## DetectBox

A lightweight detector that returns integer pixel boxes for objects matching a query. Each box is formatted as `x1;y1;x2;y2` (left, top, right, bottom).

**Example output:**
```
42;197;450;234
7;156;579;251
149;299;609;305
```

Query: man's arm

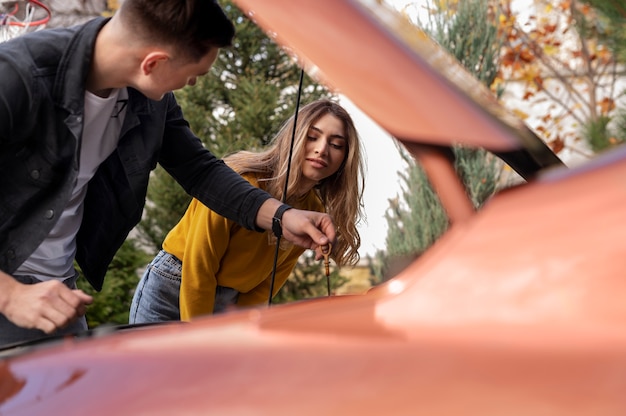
255;199;336;250
0;270;93;334
158;96;336;248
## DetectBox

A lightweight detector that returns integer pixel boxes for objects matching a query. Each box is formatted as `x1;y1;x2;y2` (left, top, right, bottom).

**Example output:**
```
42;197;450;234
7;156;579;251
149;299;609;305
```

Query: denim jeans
129;250;239;324
0;273;88;349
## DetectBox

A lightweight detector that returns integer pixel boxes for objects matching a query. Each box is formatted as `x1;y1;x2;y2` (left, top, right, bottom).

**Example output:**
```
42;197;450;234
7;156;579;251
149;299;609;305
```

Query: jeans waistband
13;270;79;290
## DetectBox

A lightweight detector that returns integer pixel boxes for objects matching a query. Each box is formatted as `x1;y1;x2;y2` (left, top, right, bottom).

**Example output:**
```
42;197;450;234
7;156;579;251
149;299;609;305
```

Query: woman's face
301;113;347;191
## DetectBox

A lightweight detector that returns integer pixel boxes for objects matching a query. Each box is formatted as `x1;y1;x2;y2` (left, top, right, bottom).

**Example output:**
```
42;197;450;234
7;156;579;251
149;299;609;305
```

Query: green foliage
384;150;448;259
77;240;153;328
381;146;500;261
583;111;626;153
572;0;626;153
424;0;503;90
576;0;626;150
579;0;626;63
136;169;191;250
376;0;503;281
453;147;501;208
273;251;349;304
609;109;626;147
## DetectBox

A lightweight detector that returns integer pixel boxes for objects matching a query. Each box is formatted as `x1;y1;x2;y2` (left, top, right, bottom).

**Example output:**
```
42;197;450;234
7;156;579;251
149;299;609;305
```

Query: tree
422;0;503;87
374;0;504;282
496;0;626;155
579;0;626;62
76;240;152;327
578;0;626;149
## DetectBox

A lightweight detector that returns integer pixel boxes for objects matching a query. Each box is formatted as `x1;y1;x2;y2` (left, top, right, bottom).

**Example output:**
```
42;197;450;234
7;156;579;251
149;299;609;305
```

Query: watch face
272;217;283;238
272;204;293;238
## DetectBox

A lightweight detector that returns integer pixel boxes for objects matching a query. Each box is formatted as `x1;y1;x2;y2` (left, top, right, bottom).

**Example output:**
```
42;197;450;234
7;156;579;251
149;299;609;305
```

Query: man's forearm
255;198;283;232
257;200;334;251
0;270;18;315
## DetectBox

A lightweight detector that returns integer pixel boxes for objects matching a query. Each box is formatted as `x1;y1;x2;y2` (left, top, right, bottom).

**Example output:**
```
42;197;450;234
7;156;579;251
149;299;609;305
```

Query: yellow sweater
163;173;324;320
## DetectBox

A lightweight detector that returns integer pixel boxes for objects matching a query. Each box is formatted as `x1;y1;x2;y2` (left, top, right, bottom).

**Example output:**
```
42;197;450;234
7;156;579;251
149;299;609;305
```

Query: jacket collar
53;17;109;115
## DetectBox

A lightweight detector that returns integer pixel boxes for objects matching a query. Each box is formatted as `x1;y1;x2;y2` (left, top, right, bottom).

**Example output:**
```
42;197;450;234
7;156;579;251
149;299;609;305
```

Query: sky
344;0;419;258
340;97;405;258
340;97;405;259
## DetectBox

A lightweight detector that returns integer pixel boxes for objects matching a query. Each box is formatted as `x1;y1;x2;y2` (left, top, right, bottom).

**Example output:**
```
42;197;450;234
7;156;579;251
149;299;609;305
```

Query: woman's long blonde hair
224;99;365;266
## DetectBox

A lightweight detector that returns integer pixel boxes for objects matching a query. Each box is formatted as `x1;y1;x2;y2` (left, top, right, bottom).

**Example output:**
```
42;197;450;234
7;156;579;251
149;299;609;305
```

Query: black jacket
0;18;269;290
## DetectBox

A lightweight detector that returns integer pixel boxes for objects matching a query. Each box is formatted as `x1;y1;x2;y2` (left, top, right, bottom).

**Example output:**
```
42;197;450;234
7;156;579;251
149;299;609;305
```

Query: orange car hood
2;1;626;415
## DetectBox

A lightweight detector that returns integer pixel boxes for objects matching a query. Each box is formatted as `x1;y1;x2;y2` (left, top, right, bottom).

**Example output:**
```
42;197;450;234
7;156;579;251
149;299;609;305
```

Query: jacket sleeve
179;199;233;320
158;95;271;232
0;40;33;145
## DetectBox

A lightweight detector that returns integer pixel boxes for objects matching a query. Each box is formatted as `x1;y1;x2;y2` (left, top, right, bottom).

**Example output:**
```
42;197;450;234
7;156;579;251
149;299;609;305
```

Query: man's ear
141;51;170;75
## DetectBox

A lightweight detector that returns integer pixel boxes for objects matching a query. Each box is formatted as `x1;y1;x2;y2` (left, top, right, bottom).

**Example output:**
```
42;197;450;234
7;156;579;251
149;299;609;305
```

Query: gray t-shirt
16;88;128;281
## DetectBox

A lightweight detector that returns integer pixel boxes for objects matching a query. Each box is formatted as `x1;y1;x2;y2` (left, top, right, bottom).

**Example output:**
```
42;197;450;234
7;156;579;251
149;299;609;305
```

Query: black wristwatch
272;204;293;238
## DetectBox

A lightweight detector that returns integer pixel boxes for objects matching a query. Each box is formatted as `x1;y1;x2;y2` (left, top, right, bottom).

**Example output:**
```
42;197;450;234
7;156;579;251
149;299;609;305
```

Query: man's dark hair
120;0;235;61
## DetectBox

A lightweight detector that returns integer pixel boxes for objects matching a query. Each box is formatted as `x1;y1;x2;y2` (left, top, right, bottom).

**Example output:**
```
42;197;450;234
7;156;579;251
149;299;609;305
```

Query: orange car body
2;1;626;415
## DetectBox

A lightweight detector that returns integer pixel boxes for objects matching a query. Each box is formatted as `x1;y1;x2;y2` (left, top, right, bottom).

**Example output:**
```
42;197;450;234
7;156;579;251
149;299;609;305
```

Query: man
0;0;335;347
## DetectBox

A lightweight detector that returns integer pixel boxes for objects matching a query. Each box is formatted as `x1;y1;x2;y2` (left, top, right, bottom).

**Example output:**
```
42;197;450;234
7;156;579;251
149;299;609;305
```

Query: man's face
143;47;219;100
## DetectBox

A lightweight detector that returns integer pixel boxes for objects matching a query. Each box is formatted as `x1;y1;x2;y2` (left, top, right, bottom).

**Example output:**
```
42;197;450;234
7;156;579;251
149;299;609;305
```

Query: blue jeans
0;273;88;349
129;250;239;324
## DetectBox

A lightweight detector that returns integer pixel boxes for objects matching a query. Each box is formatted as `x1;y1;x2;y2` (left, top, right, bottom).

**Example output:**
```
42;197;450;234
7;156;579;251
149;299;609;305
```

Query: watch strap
272;204;293;238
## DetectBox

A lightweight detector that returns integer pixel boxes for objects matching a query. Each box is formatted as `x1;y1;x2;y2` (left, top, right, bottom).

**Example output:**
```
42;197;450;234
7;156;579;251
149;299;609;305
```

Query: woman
129;99;365;322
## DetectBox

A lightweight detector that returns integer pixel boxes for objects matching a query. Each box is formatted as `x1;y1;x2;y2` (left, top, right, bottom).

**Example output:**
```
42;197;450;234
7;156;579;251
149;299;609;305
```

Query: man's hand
2;279;93;334
281;208;336;250
256;199;336;250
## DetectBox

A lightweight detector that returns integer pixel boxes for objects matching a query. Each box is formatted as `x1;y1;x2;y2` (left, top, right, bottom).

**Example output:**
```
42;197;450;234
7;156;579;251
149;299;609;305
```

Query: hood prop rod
268;68;305;306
